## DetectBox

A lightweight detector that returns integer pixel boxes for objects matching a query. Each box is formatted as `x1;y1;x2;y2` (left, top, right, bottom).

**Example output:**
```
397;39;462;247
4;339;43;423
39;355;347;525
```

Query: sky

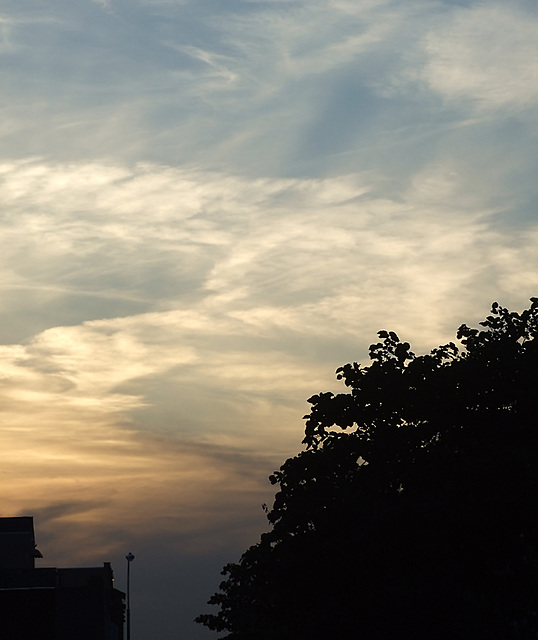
0;0;537;637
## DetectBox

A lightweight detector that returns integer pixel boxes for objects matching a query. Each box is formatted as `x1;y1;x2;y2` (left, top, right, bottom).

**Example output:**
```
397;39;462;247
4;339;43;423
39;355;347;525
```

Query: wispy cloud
419;4;538;112
91;0;113;11
1;158;529;346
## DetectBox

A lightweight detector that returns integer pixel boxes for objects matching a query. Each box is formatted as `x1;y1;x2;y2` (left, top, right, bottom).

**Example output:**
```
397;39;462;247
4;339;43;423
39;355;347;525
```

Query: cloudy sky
1;0;537;637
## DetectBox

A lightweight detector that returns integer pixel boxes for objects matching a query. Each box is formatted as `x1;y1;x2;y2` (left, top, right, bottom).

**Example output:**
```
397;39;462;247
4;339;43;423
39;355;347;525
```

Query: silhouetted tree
197;300;538;639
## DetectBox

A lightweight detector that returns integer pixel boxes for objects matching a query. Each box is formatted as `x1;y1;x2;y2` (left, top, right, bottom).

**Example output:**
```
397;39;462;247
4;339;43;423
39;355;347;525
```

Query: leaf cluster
197;299;538;639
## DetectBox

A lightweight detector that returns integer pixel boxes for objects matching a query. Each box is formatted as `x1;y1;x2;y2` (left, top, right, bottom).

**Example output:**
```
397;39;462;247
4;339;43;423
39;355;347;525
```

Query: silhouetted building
0;516;124;640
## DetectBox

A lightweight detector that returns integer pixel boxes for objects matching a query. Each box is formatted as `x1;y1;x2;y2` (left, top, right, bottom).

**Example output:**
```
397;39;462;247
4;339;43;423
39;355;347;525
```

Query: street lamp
126;552;135;640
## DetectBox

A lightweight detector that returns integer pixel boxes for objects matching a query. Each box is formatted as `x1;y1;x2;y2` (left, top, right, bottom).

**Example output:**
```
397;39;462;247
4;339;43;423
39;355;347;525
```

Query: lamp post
126;552;135;640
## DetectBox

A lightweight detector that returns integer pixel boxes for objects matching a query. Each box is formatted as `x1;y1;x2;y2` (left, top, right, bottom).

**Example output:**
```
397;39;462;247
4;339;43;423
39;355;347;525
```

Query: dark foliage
196;300;538;639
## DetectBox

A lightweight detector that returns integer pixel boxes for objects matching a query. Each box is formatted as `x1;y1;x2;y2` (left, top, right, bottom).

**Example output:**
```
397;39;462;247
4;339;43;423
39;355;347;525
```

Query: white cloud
420;4;538;111
0;16;12;52
210;0;401;86
0;158;533;344
92;0;112;10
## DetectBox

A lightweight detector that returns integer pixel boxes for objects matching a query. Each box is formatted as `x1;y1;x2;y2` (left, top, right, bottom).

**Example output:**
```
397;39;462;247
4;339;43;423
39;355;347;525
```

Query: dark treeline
197;300;538;639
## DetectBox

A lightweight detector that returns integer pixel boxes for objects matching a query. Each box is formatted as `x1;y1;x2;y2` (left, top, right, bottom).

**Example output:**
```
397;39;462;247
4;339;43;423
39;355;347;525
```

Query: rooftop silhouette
0;516;124;640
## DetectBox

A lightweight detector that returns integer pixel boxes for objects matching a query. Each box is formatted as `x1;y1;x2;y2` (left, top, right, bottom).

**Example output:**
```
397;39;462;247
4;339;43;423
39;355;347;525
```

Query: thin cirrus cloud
1;157;532;348
1;0;538;638
420;4;538;111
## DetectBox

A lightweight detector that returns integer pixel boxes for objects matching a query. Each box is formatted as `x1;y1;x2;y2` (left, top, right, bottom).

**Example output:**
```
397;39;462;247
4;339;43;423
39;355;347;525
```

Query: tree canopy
196;300;538;639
